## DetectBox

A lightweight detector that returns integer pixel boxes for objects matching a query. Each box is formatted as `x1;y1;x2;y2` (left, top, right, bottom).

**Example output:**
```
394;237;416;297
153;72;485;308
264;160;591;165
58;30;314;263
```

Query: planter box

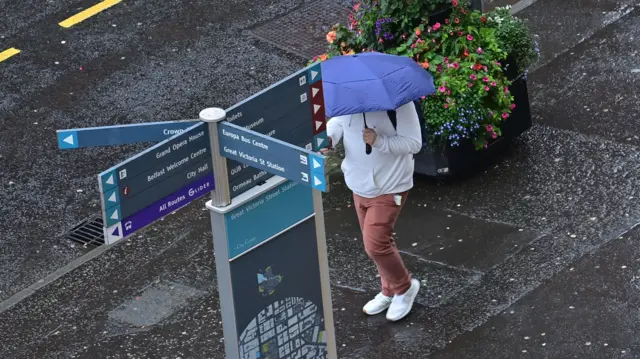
414;75;532;177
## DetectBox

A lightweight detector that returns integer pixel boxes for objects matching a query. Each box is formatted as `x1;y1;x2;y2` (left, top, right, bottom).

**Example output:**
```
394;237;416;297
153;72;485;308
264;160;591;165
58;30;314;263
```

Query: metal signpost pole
203;105;337;359
199;108;231;207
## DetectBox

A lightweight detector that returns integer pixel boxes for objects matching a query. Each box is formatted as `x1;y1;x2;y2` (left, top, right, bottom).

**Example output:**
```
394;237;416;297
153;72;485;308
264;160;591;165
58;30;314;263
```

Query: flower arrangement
311;0;540;150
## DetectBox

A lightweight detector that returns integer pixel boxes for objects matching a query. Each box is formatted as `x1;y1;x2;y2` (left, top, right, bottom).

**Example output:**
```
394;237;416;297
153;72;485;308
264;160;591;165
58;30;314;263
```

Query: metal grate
65;213;105;248
246;0;351;60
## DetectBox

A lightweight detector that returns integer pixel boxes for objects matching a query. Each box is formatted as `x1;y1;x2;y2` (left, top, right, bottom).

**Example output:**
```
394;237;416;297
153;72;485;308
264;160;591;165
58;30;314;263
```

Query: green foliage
311;1;538;150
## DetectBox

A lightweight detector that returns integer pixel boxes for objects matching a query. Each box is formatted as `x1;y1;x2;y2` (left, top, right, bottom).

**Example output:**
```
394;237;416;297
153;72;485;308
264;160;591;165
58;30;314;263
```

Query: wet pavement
1;0;640;357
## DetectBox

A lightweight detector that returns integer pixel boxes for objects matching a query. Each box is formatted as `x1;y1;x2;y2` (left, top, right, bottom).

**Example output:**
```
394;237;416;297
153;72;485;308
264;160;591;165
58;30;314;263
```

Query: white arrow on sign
105;174;114;185
311;70;319;81
63;135;75;145
312;158;321;169
314;104;322;114
315;121;323;131
314;176;323;186
108;192;117;203
110;209;119;220
316;137;325;148
312;87;320;97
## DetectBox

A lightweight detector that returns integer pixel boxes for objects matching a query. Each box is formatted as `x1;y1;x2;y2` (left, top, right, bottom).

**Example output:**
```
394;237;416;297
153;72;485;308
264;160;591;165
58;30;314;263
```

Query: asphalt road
0;0;307;302
1;0;640;358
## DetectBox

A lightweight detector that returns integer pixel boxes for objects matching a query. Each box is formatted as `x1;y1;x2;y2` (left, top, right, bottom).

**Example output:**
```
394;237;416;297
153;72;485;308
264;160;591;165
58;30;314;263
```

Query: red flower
457;31;463;36
452;0;458;6
445;19;449;24
480;16;487;22
416;28;422;36
455;18;460;24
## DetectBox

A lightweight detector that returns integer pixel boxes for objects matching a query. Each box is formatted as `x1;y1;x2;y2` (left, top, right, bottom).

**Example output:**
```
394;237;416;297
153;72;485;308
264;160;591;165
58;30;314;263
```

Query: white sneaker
362;293;393;315
386;279;421;322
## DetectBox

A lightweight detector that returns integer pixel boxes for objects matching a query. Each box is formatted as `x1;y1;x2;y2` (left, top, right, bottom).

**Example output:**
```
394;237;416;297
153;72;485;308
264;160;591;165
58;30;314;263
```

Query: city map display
230;217;327;358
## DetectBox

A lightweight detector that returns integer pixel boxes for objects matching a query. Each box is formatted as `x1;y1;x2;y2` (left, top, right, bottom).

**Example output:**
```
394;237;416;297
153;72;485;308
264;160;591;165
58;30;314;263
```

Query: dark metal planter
414;74;532;177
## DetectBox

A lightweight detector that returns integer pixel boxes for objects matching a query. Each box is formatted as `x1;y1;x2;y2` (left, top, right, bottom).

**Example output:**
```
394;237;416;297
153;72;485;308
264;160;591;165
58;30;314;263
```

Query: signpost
200;103;337;359
98;122;215;244
224;63;328;198
57;120;198;149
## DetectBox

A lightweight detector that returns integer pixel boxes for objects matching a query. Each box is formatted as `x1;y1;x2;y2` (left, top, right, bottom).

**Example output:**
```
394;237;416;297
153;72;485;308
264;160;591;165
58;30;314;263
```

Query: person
320;101;422;322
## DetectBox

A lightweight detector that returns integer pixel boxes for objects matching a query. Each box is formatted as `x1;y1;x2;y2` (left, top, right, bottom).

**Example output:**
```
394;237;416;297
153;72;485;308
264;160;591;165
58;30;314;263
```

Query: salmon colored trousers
353;192;412;297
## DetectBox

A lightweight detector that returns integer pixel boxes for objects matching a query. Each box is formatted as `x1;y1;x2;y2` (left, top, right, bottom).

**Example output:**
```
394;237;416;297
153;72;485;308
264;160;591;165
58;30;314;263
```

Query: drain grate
247;0;351;60
65;213;105;248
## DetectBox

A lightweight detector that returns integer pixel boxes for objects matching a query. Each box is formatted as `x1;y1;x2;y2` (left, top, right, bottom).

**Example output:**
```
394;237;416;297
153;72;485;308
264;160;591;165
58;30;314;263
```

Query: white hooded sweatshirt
326;102;422;198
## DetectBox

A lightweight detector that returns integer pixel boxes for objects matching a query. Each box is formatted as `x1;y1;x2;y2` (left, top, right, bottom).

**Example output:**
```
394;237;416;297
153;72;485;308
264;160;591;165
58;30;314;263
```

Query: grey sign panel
225;69;310;128
227;116;314;186
116;138;211;200
119;158;212;218
218;122;326;193
230;217;328;358
99;123;210;194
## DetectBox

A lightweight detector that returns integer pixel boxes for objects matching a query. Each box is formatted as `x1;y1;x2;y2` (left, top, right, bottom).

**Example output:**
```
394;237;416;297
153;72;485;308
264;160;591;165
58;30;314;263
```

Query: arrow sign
56;120;199;150
218;122;326;192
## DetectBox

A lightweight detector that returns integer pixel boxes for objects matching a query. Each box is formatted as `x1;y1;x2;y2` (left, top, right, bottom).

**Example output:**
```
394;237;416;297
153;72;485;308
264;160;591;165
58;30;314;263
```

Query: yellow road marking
59;0;122;28
0;48;21;63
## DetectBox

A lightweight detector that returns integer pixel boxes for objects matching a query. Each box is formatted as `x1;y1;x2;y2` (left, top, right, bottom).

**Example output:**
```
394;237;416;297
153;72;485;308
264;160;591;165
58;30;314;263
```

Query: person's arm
371;102;422;155
326;116;345;148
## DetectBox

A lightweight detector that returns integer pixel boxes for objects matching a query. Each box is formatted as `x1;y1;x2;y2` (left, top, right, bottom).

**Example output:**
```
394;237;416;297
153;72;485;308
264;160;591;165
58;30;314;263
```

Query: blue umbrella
320;52;436;118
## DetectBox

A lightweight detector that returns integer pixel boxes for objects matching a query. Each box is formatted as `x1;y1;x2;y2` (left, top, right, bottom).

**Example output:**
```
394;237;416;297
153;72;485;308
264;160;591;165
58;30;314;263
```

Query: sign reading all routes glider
218;122;327;193
98;122;214;244
224;63;328;198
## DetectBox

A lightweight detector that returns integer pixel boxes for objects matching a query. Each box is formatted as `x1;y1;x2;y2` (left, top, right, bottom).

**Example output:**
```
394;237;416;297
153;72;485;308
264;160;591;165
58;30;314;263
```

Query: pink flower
484;141;489;148
502;113;510;119
484;86;490;91
470;74;477;80
466;34;474;41
496;61;502;66
433;22;441;31
504;87;509;93
491;81;497;87
444;57;449;63
486;125;493;132
444;104;449;109
468;83;474;87
482;76;489;82
452;0;458;6
510;103;517;110
353;2;360;11
411;43;416;49
446;97;451;103
491;132;498;139
438;86;446;93
489;111;494;117
455;18;460;24
476;47;483;54
421;96;426;99
483;66;488;71
452;62;460;69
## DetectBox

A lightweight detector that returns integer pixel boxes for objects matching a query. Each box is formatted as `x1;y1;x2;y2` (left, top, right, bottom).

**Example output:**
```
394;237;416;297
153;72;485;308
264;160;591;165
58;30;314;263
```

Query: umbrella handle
363;113;372;155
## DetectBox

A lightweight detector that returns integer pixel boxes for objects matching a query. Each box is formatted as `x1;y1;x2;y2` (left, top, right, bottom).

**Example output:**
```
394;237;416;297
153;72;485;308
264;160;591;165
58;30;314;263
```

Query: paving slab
528;8;640;146
429;226;640;359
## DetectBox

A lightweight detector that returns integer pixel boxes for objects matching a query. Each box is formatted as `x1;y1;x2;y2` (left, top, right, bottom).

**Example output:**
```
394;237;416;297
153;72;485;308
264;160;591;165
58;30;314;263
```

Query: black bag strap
387;110;397;130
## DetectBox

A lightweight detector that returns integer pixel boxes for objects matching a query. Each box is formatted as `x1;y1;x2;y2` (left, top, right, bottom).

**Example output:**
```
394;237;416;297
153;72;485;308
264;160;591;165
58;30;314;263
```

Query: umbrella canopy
320;52;436;118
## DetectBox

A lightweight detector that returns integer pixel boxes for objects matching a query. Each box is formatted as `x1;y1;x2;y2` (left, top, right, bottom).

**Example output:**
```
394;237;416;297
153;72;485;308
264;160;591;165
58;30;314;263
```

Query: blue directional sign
98;122;214;230
218;122;327;192
222;63;328;197
57;120;199;149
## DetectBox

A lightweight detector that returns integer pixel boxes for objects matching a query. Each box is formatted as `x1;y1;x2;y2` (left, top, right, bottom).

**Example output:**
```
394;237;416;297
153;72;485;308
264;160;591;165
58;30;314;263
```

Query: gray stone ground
0;0;639;357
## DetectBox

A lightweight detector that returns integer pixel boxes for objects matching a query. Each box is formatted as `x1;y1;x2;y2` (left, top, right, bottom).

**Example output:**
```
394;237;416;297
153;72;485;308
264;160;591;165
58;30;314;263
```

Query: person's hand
363;128;377;146
319;137;333;155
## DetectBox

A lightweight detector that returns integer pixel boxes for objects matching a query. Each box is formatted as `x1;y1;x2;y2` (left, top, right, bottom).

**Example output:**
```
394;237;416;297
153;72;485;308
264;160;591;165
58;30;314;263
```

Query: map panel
230;217;326;359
